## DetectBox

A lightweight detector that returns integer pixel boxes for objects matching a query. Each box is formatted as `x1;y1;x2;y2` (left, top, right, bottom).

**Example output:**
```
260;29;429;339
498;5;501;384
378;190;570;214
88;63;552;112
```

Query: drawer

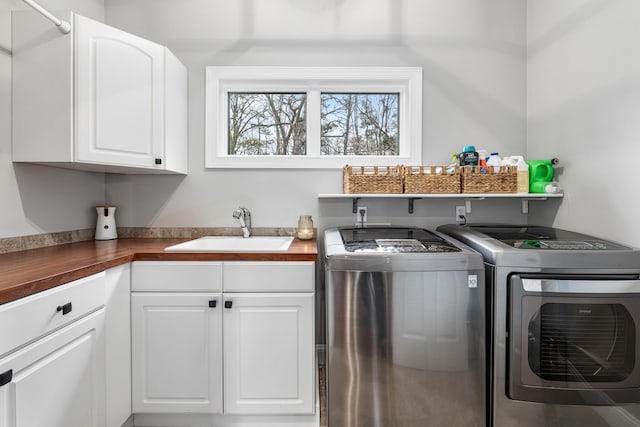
132;261;223;292
0;272;106;357
224;261;314;292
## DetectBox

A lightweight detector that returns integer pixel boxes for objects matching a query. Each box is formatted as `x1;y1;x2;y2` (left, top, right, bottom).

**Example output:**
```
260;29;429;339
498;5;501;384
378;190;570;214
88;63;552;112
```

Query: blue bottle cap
462;145;476;152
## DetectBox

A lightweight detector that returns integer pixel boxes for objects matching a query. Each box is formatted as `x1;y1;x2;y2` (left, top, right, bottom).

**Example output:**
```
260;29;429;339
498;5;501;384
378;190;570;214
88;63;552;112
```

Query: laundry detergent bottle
458;146;479;166
527;158;558;193
505;156;529;193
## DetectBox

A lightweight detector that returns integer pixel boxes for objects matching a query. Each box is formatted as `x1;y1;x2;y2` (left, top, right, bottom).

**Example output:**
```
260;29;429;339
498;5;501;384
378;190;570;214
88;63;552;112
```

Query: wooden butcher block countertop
0;238;318;305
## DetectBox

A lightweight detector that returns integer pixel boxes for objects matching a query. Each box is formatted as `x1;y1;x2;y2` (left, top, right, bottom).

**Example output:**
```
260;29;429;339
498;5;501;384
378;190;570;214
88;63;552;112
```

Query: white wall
104;0;530;232
0;0;106;238
527;0;640;247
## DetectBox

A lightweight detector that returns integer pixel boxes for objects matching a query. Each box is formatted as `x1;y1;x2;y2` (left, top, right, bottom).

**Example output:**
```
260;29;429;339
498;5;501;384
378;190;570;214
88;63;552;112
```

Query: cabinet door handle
208;299;217;308
224;301;233;309
0;369;12;387
155;158;162;165
56;302;72;315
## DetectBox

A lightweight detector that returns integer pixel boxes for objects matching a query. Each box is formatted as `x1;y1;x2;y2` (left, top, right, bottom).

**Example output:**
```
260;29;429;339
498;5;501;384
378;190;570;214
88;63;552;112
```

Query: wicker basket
461;165;517;193
404;166;461;194
342;165;403;194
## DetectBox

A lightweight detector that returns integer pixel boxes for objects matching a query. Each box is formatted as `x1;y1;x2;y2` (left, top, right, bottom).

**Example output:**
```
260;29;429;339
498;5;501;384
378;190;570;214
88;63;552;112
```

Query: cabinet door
223;293;314;414
75;14;164;169
131;293;222;413
0;310;106;427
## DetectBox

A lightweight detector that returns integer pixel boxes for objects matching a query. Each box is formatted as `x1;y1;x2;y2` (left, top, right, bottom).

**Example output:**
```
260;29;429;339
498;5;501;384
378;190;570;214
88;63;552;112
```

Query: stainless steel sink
164;236;294;252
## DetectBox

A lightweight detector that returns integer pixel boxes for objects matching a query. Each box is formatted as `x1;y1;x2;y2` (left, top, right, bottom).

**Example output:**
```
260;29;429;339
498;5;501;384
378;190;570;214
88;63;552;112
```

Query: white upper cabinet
74;16;164;169
12;11;188;174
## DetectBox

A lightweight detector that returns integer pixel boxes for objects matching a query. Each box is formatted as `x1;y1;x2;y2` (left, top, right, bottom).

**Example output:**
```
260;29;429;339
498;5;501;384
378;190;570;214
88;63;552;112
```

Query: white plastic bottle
477;149;489;163
487;152;502;172
505;155;529;193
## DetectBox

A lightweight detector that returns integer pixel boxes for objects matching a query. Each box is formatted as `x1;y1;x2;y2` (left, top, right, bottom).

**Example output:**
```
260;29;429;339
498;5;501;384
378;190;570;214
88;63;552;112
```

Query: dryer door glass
507;274;640;405
528;302;635;383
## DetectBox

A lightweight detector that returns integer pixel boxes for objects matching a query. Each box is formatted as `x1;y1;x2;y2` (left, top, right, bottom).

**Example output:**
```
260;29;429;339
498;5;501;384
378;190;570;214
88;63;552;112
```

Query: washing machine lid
436;224;640;269
324;226;484;272
338;226;461;253
468;225;629;250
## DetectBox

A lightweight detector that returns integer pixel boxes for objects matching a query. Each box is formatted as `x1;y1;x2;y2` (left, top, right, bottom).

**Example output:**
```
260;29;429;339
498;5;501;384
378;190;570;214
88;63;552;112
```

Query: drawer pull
56;302;72;315
0;369;12;387
208;299;217;308
224;301;233;309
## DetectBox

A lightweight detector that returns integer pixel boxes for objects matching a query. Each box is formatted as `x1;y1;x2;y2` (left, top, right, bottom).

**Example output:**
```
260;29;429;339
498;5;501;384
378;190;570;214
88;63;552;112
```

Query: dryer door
508;274;640;405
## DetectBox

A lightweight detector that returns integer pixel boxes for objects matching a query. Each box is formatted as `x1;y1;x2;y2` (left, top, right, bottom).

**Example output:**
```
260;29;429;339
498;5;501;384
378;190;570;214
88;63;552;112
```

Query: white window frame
205;66;423;169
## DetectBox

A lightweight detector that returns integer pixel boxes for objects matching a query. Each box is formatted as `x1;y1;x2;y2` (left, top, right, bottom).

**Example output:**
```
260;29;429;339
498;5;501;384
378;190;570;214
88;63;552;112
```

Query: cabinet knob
0;369;12;387
56;302;72;315
155;158;162;165
224;301;233;309
208;299;217;308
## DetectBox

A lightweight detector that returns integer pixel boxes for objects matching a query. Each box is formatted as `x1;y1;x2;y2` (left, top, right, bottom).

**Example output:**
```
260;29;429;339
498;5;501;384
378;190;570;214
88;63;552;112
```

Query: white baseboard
133;412;319;427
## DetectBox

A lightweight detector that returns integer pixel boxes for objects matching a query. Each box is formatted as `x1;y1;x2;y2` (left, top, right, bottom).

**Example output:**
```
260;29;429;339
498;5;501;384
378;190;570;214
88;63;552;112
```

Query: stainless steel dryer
437;224;640;427
324;226;486;427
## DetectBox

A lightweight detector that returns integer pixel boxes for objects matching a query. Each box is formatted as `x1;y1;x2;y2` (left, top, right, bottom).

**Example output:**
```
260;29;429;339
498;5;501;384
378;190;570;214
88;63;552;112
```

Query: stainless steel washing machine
324;226;486;427
437;224;640;427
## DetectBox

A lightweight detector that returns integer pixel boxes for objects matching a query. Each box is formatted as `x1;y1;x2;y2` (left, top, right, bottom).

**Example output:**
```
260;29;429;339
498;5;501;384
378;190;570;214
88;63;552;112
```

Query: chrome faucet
232;207;252;238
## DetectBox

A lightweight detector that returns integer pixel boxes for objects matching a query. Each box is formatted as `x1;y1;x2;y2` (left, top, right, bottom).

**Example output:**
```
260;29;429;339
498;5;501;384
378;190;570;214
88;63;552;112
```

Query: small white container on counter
95;205;117;240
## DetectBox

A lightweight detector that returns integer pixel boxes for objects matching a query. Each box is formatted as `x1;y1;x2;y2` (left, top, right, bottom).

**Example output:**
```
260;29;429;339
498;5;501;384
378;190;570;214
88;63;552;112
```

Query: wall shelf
317;193;564;214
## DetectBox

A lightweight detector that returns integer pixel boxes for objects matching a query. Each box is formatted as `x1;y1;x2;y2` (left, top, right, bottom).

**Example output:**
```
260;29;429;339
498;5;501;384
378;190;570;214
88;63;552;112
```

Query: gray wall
527;0;640;247
16;1;637;243
104;0;529;233
0;0;105;238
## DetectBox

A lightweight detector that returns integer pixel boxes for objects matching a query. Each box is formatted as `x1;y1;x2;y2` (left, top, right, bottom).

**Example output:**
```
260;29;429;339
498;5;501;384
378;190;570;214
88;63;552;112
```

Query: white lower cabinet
0;309;106;427
131;260;316;425
0;266;133;427
223;293;314;414
131;292;223;413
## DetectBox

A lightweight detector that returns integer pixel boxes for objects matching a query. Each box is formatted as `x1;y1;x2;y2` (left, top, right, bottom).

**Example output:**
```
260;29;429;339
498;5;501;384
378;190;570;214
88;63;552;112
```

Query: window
321;93;399;156
205;67;422;168
228;93;307;155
